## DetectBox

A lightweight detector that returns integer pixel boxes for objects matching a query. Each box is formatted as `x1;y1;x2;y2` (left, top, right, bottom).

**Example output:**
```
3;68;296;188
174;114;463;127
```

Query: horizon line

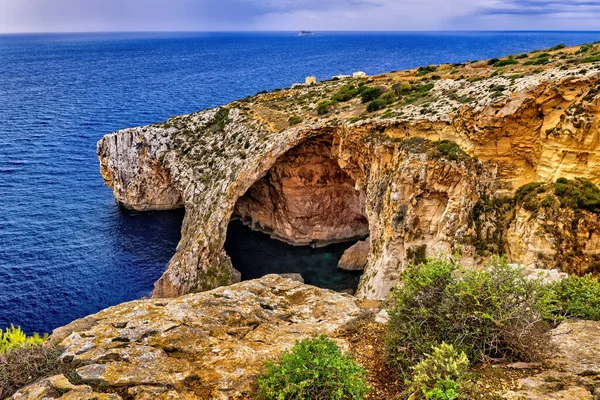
2;29;600;35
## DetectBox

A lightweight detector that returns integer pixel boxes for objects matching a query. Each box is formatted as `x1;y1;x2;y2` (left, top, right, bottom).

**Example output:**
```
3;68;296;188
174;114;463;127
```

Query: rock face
504;320;600;400
507;203;600;275
338;239;370;271
14;275;362;400
234;136;368;247
97;44;600;300
97;129;183;211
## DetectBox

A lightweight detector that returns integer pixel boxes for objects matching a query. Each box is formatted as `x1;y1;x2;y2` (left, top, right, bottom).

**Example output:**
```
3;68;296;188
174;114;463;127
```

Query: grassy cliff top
209;42;600;130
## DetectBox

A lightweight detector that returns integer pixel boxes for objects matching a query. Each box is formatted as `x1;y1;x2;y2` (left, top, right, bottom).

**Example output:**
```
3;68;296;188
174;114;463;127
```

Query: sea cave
226;135;369;292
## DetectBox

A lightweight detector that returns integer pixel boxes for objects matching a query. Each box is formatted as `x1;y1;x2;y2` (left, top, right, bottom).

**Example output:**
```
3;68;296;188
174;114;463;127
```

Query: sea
2;31;600;334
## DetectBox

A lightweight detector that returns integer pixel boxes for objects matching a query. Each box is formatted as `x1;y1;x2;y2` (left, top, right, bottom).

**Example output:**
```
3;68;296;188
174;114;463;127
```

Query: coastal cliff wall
97;44;600;299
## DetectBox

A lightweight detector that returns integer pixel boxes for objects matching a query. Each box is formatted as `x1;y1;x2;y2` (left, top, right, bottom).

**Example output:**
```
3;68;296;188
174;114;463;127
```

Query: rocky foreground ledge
12;276;600;399
13;276;364;399
98;43;600;300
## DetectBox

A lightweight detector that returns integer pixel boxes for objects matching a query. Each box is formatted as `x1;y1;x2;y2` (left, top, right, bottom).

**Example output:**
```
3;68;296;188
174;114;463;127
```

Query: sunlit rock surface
14;275;362;400
97;44;600;299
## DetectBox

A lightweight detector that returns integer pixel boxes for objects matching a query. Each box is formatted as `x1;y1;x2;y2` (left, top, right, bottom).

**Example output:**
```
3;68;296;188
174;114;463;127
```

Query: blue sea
2;31;600;334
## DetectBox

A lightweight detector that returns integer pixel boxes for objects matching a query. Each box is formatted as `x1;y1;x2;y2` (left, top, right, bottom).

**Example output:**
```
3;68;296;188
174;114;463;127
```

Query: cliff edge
97;43;600;299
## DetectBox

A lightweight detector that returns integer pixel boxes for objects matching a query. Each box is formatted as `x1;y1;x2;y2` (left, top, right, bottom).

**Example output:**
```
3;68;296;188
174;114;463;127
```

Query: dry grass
0;345;72;399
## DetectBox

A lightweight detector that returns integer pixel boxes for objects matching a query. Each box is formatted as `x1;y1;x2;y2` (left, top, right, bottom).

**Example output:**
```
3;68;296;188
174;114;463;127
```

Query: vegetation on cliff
0;325;47;353
384;255;600;398
0;326;75;399
255;335;369;400
386;257;551;378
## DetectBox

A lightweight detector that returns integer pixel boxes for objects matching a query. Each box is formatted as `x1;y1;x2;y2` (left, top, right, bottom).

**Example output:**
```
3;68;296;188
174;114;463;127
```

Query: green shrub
554;177;600;212
548;43;566;51
393;82;413;95
255;335;369;400
360;86;386;103
386;257;551;378
408;343;468;400
316;100;333;115
514;182;545;206
0;325;47;353
332;84;359;102
578;44;593;54
580;55;600;64
429;140;469;162
417;65;438;76
493;59;518;67
288;115;303;126
541;274;600;321
367;98;387;112
208;107;230;133
515;53;529;59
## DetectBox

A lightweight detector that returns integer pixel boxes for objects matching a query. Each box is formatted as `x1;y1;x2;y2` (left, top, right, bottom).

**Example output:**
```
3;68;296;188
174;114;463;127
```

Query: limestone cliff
97;43;600;299
13;276;364;400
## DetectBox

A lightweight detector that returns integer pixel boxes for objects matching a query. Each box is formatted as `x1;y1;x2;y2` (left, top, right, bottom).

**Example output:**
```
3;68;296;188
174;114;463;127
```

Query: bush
0;345;71;398
408;343;468;400
392;82;413;95
367;98;387;112
549;43;567;51
255;335;369;400
416;65;438;76
386;257;551;378
332;84;359;102
208;107;230;133
493;59;518;67
429;140;469;162
0;325;47;353
554;177;600;212
360;86;386;103
288;115;303;126
541;274;600;321
316;100;333;115
580;55;600;64
578;44;593;54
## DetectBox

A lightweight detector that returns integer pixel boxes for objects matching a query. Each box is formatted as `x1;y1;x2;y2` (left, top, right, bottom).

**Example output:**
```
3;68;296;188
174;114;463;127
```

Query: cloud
475;0;600;15
0;0;599;32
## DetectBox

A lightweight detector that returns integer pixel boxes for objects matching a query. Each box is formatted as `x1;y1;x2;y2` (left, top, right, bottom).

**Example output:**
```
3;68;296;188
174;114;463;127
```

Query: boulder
338;239;370;271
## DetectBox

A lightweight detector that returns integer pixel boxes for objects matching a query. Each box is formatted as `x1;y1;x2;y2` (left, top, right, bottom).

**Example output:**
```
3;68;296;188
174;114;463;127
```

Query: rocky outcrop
14;275;363;400
97;44;600;300
504;320;600;400
97;129;183;211
338;239;370;271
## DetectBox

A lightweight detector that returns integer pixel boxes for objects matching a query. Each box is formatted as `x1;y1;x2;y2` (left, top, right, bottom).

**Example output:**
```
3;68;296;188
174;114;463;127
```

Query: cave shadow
225;220;363;292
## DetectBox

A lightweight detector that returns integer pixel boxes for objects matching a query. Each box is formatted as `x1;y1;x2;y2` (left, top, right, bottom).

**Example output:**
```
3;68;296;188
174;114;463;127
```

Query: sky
1;0;599;33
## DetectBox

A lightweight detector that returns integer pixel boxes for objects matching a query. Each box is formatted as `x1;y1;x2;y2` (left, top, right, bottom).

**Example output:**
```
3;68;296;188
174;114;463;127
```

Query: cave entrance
225;135;369;292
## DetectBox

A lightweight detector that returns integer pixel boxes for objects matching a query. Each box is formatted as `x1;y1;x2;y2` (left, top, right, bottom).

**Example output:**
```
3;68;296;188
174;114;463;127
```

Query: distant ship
298;31;314;36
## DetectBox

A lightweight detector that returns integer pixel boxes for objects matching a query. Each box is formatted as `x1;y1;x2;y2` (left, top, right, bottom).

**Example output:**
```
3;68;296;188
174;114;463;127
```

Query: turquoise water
225;221;363;292
2;31;600;333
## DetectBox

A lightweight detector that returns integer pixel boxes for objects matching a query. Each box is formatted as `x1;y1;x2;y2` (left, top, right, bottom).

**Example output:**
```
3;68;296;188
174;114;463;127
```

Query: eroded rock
17;275;363;400
338;239;370;271
503;320;600;400
97;54;600;300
